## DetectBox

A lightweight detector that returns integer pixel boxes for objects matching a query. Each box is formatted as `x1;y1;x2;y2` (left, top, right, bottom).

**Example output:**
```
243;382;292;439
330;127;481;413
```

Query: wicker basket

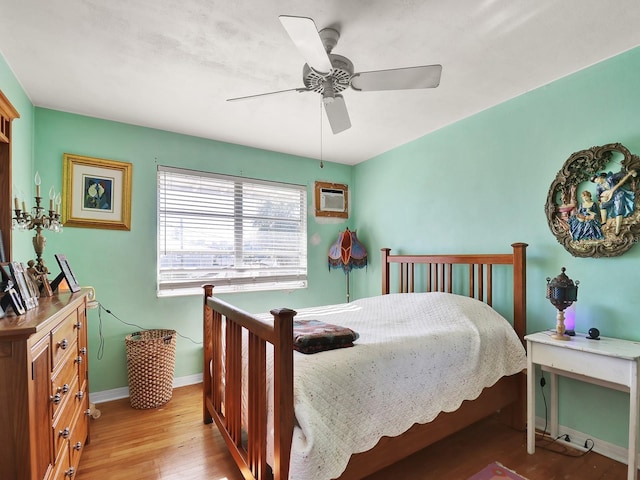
125;329;176;409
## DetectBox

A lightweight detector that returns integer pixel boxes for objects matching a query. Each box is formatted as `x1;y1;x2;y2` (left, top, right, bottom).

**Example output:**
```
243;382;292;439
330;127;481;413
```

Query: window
157;166;307;296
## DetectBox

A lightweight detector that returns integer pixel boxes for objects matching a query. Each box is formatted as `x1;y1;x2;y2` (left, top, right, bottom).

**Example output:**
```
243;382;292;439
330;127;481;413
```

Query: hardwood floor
76;384;630;479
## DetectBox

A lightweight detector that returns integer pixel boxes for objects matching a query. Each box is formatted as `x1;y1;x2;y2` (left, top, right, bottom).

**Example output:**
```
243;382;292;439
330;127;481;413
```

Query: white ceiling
1;1;639;165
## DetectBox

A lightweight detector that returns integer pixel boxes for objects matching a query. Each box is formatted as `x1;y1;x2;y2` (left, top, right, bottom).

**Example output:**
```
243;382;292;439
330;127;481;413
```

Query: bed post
508;243;527;431
510;242;527;344
381;248;391;294
271;308;296;480
203;284;214;425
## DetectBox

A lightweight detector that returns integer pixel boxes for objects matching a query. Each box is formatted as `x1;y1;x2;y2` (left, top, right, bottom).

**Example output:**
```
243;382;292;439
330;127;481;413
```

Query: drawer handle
85;408;92;416
77;390;84;400
59;338;69;350
80;347;87;355
75;321;83;330
59;427;70;439
57;383;70;394
75;356;83;365
51;393;62;405
65;466;75;478
74;441;82;451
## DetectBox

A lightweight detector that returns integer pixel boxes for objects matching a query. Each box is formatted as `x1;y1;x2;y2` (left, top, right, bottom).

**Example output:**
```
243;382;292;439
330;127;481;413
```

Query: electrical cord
539;373;548;439
535;371;595;457
94;301;202;361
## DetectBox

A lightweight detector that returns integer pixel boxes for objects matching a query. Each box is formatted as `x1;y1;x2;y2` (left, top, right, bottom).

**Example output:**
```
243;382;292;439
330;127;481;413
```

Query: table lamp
546;267;579;340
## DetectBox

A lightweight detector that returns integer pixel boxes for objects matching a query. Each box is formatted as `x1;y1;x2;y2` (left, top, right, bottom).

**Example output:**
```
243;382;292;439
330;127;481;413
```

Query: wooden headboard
380;242;527;341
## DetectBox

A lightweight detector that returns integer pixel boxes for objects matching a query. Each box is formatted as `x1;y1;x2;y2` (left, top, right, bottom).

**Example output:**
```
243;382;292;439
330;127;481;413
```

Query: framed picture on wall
62;153;133;230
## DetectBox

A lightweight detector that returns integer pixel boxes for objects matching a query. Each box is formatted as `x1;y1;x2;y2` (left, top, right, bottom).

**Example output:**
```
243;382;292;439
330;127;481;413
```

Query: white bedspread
255;292;526;480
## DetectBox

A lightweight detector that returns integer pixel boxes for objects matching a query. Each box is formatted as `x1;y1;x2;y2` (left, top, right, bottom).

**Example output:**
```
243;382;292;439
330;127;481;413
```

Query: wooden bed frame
203;242;527;480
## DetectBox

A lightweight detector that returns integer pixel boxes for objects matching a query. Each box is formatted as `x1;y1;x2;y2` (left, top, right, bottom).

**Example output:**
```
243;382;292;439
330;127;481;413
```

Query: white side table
526;331;640;480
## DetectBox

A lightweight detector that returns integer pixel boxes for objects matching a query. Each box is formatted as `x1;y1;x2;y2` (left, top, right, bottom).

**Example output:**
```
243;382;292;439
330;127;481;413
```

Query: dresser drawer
76;307;88;386
52;385;77;464
50;447;71;480
51;311;79;369
51;354;78;419
69;407;88;473
72;377;89;419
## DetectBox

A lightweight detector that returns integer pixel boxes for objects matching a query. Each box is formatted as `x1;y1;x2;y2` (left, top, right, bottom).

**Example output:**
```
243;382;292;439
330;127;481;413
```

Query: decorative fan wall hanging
545;143;640;257
227;15;442;134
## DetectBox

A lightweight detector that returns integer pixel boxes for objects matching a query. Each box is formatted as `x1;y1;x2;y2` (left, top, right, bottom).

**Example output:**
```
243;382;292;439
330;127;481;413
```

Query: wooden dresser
0;289;90;480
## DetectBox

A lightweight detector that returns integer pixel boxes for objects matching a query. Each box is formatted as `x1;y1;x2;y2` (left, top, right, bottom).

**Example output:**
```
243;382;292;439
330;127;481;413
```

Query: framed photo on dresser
0;283;26;315
9;262;38;310
1;262;28;314
53;253;81;293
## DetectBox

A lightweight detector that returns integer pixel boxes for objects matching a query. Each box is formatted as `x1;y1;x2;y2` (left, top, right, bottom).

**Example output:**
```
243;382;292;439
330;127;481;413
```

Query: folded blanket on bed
293;319;359;354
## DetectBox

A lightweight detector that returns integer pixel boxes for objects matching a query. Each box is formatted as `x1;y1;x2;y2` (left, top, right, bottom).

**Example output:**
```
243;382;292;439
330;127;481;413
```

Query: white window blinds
157;166;307;296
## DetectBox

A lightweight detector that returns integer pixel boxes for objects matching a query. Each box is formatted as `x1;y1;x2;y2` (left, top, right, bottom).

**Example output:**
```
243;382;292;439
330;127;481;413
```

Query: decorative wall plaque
545;143;640;257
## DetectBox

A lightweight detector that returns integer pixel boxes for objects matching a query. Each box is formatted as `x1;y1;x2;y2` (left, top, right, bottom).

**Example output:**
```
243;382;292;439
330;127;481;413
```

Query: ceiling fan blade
279;15;332;73
324;95;351;134
227;87;309;102
350;65;442;91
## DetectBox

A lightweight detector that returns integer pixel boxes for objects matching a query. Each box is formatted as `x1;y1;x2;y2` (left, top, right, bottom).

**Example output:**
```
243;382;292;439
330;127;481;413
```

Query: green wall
353;46;640;448
3;95;354;392
4;44;640;451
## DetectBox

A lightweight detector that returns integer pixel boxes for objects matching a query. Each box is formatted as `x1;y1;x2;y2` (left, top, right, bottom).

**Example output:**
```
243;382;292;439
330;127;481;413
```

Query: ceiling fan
227;15;442;134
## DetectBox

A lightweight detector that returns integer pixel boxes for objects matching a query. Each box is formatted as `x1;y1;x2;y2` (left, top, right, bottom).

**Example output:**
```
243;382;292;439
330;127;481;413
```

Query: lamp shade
328;228;367;273
546;267;579;311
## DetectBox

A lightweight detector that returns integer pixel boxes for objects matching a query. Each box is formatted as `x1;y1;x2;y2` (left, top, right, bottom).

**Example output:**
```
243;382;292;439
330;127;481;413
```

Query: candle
35;171;41;198
14;196;19;210
55;192;61;215
49;186;55;211
22;201;27;212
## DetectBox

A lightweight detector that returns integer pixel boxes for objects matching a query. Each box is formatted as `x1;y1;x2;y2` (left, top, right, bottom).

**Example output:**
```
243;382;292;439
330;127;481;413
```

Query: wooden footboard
203;242;527;480
203;288;294;480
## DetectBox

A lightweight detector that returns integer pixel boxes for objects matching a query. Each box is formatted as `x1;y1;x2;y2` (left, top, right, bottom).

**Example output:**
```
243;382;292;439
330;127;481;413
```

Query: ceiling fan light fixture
318;27;340;54
322;80;335;105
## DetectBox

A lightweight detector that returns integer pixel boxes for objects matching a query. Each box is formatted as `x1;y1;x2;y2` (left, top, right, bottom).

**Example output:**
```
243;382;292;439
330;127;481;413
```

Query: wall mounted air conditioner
314;181;348;218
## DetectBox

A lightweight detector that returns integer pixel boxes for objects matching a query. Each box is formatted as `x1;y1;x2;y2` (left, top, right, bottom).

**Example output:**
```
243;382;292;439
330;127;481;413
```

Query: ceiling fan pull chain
319;96;324;169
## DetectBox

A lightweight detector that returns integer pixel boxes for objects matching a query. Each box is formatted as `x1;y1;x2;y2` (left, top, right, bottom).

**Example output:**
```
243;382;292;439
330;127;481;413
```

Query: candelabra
12;172;63;275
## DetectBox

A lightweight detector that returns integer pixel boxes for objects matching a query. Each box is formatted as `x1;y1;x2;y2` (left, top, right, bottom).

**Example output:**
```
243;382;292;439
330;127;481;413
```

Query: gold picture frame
62;153;132;230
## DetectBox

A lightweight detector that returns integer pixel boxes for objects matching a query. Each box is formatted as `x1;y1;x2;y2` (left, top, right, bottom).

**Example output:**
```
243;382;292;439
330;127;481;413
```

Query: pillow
293;319;359;354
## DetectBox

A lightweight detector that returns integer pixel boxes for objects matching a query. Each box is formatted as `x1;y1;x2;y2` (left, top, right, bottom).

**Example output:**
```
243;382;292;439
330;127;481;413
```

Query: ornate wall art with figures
545;143;640;258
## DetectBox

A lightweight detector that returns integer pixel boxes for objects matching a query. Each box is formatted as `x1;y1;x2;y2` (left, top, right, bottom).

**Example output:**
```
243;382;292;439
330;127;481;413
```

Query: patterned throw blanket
293;319;359;354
